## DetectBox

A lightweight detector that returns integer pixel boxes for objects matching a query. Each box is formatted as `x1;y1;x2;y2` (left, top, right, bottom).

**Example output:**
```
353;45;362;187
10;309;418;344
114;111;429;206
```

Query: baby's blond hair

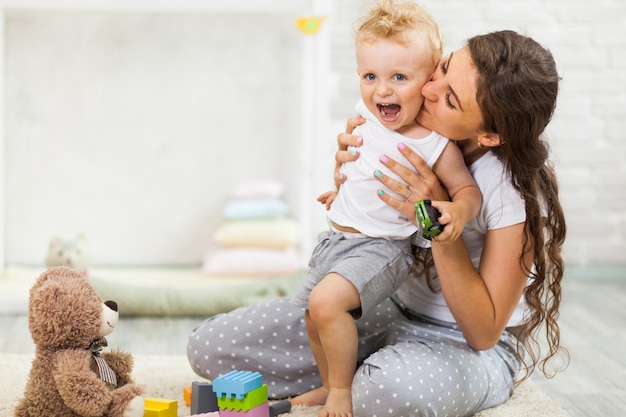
355;0;443;67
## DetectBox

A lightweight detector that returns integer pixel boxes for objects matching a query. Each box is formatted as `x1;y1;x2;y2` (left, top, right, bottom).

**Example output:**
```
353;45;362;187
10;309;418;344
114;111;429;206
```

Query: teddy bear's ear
28;278;68;347
31;266;72;290
28;267;101;349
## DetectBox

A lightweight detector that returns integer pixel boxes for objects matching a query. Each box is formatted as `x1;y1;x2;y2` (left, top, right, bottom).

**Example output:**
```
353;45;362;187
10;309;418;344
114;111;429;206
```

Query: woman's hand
375;143;450;226
333;116;366;189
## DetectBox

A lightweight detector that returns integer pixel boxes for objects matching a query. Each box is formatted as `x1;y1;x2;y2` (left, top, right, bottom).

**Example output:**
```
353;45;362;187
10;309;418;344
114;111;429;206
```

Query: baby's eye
365;73;376;81
393;74;406;81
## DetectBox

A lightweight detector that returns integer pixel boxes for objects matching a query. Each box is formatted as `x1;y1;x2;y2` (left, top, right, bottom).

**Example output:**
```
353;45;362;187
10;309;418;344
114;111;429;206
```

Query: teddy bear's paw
122;395;145;417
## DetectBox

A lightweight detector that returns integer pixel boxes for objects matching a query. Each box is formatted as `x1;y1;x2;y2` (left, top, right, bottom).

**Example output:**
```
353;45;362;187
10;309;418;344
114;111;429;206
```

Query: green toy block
218;384;268;411
144;398;177;417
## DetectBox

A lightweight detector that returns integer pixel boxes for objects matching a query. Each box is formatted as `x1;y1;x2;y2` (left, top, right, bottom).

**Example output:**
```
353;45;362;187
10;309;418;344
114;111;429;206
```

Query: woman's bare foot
319;387;353;417
290;386;329;407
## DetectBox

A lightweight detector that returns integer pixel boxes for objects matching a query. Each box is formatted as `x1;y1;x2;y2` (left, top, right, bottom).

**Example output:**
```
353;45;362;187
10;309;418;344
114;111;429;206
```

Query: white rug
1;353;569;417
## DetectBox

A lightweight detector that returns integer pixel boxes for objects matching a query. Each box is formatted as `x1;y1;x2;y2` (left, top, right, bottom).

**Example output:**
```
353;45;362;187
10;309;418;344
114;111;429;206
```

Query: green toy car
415;200;443;241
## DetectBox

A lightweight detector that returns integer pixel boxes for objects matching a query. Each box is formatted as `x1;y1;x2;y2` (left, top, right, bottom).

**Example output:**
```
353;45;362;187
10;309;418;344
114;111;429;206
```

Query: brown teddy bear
14;267;144;417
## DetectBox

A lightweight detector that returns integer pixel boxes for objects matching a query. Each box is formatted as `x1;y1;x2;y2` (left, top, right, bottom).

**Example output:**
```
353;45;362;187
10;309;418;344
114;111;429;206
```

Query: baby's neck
395;122;431;139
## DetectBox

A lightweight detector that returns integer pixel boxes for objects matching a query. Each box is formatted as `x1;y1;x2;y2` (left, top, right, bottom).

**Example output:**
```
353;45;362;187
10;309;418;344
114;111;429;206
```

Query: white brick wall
325;0;626;266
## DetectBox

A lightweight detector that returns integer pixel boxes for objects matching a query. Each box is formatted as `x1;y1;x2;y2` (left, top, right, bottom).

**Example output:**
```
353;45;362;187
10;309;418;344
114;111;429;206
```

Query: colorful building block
184;385;192;406
143;398;177;417
219;401;270;417
269;400;292;417
212;370;263;400
218;384;267;411
191;381;219;414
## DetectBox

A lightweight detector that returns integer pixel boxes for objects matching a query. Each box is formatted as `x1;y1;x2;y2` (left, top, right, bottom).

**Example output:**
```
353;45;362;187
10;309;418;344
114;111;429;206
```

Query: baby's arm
317;190;338;210
431;142;481;243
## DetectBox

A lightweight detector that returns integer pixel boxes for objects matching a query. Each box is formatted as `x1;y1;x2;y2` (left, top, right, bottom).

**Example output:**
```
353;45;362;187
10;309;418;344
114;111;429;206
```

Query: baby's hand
317;191;338;210
429;201;465;244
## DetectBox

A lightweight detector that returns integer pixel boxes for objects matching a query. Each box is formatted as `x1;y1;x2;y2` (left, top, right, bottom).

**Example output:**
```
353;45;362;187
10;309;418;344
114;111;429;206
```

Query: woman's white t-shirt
394;150;530;327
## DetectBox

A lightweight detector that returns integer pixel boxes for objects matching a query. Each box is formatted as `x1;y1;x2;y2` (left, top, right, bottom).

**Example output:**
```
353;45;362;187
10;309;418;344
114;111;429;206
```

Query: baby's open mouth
377;103;401;123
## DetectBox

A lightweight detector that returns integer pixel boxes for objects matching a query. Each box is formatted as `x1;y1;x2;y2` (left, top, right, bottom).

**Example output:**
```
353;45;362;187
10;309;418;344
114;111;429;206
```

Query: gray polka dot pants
187;297;520;417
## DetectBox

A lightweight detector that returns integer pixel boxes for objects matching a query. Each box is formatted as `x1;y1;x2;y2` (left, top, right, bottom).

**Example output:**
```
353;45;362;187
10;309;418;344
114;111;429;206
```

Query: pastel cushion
213;218;299;249
221;198;290;220
202;248;300;275
1;266;306;318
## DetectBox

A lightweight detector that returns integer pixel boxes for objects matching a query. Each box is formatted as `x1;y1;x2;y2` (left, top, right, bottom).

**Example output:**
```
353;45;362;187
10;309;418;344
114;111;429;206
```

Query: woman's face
416;46;484;142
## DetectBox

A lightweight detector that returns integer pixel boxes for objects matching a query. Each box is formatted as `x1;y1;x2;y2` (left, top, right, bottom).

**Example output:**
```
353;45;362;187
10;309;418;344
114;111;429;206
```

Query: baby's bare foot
318;387;352;417
290;387;329;407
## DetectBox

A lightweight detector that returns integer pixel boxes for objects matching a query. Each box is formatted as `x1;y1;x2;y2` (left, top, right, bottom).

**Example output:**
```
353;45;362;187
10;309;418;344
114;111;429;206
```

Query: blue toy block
191;381;219;414
212;370;263;399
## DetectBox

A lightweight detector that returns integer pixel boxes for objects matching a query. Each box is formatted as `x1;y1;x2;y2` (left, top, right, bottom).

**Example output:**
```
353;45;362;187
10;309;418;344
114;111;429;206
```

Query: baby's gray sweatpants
187;297;520;417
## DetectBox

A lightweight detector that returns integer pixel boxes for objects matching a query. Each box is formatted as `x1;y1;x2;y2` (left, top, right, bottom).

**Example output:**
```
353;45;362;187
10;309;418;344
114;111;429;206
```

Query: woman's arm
431;224;531;349
375;144;530;350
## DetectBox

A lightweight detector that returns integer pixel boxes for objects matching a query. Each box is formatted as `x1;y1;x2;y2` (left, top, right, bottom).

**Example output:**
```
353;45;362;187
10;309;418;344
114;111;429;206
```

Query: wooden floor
1;269;625;417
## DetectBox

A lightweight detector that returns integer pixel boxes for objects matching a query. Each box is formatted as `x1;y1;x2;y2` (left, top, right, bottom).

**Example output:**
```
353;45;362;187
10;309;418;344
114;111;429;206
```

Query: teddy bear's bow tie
89;337;118;387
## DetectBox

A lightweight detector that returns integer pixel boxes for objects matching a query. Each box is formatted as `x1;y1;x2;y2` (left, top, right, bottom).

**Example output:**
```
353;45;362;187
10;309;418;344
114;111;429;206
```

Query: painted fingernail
351;150;357;157
398;142;407;151
357;136;363;144
378;190;385;196
339;174;344;181
374;170;383;178
379;154;389;163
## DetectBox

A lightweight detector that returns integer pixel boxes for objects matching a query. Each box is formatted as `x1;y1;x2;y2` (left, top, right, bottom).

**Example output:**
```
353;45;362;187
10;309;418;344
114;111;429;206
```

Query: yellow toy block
144;398;177;417
184;385;192;406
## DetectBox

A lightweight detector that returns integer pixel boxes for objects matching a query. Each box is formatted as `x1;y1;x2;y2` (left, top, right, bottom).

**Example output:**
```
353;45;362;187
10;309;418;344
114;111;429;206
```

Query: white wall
2;0;625;268
1;1;323;266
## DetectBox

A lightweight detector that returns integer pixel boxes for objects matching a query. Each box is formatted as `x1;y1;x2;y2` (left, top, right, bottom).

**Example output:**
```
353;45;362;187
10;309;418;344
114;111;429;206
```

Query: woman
187;30;567;417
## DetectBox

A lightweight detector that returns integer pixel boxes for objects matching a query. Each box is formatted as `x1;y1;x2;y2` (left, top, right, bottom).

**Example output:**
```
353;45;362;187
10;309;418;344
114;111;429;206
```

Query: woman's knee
351;341;516;416
351;345;424;415
187;315;233;378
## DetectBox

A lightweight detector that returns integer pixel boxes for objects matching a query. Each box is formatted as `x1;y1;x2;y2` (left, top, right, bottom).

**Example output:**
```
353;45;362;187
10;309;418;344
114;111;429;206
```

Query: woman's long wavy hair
418;30;568;381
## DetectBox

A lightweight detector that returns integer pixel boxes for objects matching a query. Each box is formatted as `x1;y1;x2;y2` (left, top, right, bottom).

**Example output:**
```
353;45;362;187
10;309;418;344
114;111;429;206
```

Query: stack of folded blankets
202;180;302;276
